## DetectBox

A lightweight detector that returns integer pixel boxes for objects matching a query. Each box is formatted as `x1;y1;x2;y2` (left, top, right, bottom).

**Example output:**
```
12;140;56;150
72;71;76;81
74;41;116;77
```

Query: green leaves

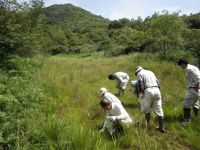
0;57;41;149
0;0;44;60
146;12;186;53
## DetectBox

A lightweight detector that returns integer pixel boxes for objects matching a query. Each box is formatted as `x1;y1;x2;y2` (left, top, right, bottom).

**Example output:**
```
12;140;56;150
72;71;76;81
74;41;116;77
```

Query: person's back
114;72;129;80
135;66;164;132
137;69;159;89
109;72;129;95
178;59;200;123
103;91;122;104
185;64;200;89
106;102;130;120
99;99;132;135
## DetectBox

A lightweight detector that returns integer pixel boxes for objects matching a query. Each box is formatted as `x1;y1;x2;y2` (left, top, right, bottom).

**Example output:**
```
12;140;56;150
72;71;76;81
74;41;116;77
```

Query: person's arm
138;79;144;98
115;114;129;120
106;114;129;121
156;79;160;89
117;75;124;83
191;69;200;92
113;74;123;89
99;112;109;132
106;106;129;120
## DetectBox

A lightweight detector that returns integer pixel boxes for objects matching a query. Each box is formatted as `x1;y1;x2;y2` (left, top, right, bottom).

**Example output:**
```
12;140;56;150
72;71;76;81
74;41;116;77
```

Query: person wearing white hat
135;66;143;76
99;99;132;136
135;66;164;133
99;87;122;104
108;72;130;95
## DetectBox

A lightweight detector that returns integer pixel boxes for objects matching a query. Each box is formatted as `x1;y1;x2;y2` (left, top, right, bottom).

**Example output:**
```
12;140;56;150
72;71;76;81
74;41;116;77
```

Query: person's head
135;66;143;76
99;87;108;95
100;99;112;110
177;59;188;69
108;74;116;80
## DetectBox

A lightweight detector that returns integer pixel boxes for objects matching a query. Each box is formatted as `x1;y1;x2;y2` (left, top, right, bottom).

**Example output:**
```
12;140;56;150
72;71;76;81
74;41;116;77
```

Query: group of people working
99;58;200;137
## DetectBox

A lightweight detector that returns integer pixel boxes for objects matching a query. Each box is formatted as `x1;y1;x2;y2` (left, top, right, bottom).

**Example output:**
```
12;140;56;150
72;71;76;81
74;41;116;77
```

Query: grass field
0;53;200;150
22;53;200;149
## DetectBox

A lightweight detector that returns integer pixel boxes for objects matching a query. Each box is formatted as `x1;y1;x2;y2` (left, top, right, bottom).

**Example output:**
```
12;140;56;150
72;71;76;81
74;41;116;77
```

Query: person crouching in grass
99;99;132;139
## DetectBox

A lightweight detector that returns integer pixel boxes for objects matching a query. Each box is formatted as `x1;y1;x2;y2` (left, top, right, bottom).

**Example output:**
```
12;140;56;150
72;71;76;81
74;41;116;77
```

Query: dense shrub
0;56;41;149
157;50;196;64
47;45;67;55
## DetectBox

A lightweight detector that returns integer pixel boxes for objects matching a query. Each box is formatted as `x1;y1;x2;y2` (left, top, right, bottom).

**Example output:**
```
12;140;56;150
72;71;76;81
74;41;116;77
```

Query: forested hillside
1;0;200;64
41;4;110;55
40;4;200;65
43;4;109;29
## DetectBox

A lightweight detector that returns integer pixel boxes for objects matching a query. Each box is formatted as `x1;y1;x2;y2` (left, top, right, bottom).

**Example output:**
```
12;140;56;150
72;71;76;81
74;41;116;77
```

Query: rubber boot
183;108;191;122
145;113;150;128
157;116;165;133
193;107;199;117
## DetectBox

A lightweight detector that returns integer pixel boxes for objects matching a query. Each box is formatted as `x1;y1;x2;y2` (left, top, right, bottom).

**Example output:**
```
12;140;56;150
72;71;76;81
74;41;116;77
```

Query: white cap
130;80;137;86
135;66;143;74
99;87;108;95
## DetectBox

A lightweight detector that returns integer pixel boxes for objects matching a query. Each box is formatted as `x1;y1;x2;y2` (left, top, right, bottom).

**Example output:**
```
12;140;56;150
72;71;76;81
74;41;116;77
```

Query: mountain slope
43;4;110;31
40;4;111;54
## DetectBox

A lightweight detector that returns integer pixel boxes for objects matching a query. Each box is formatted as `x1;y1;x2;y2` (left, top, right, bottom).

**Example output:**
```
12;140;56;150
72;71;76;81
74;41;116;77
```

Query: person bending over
109;72;129;95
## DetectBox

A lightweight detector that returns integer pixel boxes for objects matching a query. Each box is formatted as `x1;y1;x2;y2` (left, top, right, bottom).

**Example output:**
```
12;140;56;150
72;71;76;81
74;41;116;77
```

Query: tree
147;11;186;54
183;13;200;29
98;37;112;56
108;20;123;29
108;27;146;54
183;29;200;66
130;17;144;30
23;0;44;34
0;0;22;59
119;18;131;27
19;0;44;57
0;0;44;60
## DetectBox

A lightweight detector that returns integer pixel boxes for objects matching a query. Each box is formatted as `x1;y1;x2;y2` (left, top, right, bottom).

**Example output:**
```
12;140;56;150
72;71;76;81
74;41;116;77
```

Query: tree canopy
1;2;200;64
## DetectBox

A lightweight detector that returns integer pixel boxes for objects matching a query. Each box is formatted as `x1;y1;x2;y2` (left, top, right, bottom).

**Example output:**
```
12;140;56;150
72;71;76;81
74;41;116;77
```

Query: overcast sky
17;0;200;20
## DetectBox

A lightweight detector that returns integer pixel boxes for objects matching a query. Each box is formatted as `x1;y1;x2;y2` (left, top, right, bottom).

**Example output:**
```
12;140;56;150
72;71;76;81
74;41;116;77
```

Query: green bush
0;56;41;149
157;50;196;64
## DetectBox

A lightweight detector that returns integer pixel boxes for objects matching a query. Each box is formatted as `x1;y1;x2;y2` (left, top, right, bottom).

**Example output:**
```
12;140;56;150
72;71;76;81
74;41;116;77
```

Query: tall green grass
0;56;41;149
1;53;199;149
33;53;200;149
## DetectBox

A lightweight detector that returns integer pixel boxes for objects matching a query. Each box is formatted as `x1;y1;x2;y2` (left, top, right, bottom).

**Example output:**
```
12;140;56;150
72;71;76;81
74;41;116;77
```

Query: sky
17;0;200;20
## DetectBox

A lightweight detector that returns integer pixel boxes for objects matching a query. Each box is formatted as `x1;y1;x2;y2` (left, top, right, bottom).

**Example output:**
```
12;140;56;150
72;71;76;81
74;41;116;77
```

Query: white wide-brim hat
99;87;108;95
135;66;143;75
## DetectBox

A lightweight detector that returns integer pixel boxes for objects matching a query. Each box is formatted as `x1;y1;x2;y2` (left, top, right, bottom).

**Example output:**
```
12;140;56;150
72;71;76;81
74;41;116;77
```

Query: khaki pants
183;88;200;109
104;117;132;134
141;87;164;116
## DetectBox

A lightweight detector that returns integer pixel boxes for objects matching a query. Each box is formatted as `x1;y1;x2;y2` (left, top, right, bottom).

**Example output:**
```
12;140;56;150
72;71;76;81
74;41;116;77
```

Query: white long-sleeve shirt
103;102;132;129
185;64;200;88
137;69;159;89
103;92;122;104
114;72;129;83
